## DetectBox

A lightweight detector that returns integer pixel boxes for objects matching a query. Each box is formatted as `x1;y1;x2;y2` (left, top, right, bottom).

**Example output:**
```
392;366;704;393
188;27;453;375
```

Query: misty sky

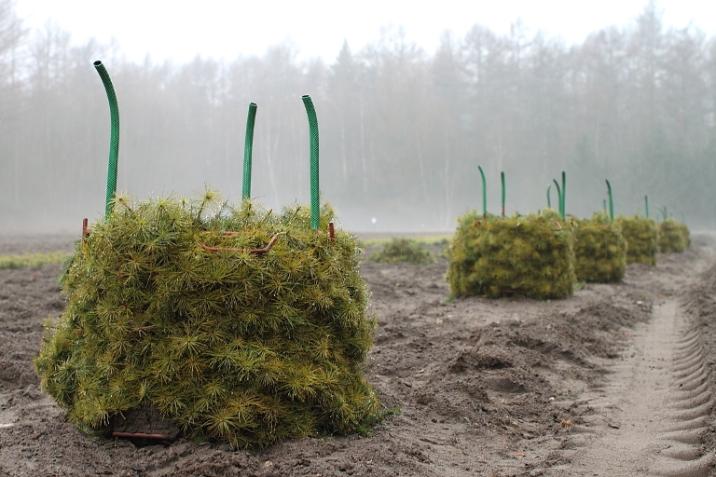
14;0;716;62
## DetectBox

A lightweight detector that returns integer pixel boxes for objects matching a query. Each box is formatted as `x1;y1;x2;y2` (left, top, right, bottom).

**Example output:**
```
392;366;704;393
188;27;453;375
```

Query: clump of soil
413;300;649;432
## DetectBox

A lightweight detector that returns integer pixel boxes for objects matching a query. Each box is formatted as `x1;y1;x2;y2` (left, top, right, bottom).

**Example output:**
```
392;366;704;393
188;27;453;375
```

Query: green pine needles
658;219;689;253
617;216;658;265
35;193;381;448
679;222;691;248
573;213;627;283
371;238;434;265
447;211;575;299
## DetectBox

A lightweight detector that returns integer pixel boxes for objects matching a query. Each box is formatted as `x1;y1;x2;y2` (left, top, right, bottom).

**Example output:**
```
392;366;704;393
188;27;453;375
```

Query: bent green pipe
242;102;257;200
644;195;650;219
605;179;614;222
302;95;320;230
94;60;120;218
478;165;487;217
500;171;506;217
561;171;566;219
552;179;562;219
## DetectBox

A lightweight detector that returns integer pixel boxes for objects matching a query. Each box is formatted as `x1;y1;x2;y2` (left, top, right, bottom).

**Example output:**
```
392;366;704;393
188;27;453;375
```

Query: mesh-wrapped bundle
371;238;434;265
678;222;691;248
658;219;688;253
616;216;658;265
447;211;575;299
35;195;381;448
573;213;627;283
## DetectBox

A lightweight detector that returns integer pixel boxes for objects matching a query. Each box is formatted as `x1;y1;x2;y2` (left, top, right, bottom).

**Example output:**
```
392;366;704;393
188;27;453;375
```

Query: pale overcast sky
14;0;716;63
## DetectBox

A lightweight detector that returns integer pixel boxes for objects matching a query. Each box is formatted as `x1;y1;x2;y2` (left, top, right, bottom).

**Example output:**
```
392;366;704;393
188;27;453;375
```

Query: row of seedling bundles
448;170;689;300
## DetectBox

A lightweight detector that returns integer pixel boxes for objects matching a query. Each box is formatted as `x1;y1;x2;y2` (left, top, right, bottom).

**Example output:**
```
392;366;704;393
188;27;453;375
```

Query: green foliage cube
447;211;575;299
370;238;434;265
678;222;691;248
658;219;688;253
573;214;627;283
35;195;380;448
616;216;658;265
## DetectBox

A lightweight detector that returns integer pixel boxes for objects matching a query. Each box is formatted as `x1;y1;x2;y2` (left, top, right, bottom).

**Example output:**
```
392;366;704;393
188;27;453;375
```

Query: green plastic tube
302;95;320;230
500;171;506;217
561;171;566;219
94;60;120;218
478;165;487;217
242;103;257;200
547;185;552;209
552;179;562;219
644;195;650;219
605;179;614;222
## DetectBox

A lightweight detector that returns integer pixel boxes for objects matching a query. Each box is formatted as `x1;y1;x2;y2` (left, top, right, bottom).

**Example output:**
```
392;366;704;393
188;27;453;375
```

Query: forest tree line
0;1;714;232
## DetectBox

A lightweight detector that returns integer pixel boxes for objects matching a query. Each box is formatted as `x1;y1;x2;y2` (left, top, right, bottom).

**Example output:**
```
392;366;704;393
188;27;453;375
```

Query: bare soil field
1;235;715;476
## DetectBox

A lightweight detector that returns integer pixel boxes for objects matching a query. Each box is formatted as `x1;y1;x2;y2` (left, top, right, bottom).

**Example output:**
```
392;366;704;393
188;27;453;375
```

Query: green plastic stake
302;95;320;230
94;60;120;218
478;165;487;217
552;179;562;219
546;185;552;209
561;171;566;219
500;171;506;217
644;195;650;219
605;179;614;222
242;103;257;200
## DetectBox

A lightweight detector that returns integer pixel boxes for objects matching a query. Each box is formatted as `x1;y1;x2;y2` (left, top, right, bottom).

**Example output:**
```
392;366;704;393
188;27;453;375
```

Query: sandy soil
0;235;714;476
682;260;716;477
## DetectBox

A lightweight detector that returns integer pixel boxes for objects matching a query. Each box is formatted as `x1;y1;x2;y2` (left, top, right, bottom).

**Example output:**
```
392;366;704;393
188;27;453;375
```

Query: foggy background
1;0;715;233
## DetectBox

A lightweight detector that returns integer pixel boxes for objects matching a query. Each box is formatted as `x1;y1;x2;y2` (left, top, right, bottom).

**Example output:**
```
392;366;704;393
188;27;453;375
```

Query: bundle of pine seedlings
616;216;658;265
573;213;627;283
35;194;381;449
677;222;691;248
370;237;434;265
447;210;575;299
658;219;689;253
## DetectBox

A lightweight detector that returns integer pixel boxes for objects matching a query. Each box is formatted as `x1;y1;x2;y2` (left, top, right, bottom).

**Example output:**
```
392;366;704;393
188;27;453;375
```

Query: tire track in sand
547;300;713;476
